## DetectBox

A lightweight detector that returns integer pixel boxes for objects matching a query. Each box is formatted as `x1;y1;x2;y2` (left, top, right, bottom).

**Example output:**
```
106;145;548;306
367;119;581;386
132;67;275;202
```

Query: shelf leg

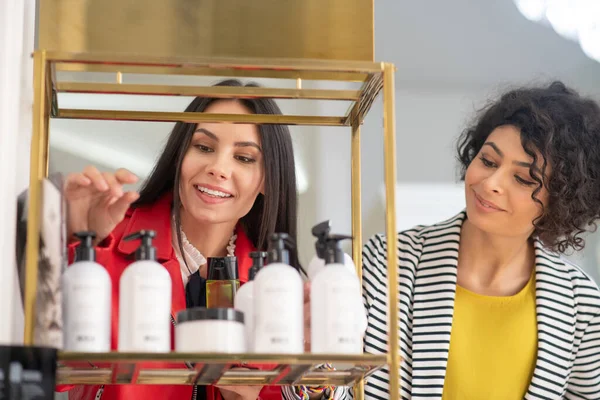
351;121;364;400
351;123;363;285
24;50;50;345
383;62;400;399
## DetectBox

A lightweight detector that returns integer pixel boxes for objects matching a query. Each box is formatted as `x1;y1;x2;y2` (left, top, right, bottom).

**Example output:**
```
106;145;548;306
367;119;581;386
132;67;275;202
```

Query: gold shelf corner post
383;62;400;400
24;50;51;345
351;121;364;400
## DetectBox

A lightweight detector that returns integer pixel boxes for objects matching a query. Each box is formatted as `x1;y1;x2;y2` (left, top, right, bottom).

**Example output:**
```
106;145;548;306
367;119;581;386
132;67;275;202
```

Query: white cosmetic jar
175;308;246;353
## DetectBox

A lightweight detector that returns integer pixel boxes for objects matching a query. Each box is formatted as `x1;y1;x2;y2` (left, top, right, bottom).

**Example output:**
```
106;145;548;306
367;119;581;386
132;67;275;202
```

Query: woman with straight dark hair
135;80;300;272
57;79;336;400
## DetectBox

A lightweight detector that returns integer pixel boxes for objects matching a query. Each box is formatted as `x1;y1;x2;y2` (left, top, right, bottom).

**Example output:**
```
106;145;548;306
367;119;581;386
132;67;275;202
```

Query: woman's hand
216;368;263;400
64;165;139;244
303;281;311;352
217;386;262;400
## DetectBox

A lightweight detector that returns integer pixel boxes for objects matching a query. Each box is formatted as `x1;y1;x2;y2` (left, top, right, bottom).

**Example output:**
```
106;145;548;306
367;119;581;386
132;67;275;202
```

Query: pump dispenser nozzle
268;233;290;265
124;230;157;261
311;220;331;259
324;234;353;264
248;251;268;281
74;231;97;262
311;221;353;265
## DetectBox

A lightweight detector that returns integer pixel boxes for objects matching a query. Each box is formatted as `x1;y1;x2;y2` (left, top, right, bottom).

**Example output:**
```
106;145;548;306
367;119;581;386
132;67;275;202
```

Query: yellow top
442;272;538;400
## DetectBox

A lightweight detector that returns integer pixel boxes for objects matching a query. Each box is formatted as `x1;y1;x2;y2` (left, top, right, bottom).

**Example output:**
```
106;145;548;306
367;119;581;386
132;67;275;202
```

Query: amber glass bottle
206;256;239;308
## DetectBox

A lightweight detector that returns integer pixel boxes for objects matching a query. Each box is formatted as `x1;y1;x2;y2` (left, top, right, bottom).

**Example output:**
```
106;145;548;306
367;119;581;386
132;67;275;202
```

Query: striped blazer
353;211;600;400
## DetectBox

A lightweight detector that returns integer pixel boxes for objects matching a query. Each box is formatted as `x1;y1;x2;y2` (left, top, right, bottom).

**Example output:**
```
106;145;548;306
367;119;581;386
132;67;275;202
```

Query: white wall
0;0;34;346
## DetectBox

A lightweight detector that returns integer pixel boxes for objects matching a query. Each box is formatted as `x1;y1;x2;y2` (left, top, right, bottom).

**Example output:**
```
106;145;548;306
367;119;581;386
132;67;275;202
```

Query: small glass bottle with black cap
205;256;239;308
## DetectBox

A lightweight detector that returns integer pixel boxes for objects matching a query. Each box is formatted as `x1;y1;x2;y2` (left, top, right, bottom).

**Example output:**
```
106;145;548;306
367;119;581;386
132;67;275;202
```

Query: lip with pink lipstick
473;190;505;213
193;183;234;204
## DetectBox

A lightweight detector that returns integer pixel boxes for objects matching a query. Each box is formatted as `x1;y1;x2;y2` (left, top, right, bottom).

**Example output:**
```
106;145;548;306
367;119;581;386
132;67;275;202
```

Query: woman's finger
108;191;140;223
64;173;91;191
83;165;109;192
215;385;263;400
114;168;139;185
102;172;124;198
303;281;311;302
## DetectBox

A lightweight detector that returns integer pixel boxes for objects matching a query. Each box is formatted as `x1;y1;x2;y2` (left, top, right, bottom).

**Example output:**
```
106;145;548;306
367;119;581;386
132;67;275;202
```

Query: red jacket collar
117;193;174;260
116;192;255;282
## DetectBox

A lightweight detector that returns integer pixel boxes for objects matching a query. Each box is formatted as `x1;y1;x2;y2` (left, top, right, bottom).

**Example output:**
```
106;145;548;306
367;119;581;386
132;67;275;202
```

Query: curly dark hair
457;81;600;253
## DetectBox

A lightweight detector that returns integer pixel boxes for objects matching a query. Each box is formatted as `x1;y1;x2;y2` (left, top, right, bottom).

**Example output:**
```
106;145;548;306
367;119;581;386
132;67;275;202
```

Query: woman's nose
482;170;505;195
206;157;232;180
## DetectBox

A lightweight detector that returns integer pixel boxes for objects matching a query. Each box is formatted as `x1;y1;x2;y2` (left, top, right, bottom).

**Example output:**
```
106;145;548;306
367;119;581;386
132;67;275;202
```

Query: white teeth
195;186;232;198
480;198;495;209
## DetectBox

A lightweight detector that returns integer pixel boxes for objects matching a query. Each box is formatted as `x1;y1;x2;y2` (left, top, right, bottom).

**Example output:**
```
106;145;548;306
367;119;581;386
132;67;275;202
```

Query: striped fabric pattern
353;211;600;400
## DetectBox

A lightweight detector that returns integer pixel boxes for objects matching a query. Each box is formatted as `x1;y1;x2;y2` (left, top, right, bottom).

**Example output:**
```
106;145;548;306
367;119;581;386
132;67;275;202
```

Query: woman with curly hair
354;81;600;400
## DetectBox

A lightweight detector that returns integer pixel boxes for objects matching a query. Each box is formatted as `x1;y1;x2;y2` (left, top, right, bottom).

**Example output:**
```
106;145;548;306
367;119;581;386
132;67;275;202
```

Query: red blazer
57;193;282;400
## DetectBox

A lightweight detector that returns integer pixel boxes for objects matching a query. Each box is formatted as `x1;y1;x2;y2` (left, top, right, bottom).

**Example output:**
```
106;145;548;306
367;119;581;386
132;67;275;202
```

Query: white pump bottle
253;233;304;354
310;231;366;354
118;230;172;353
62;231;111;352
233;251;267;352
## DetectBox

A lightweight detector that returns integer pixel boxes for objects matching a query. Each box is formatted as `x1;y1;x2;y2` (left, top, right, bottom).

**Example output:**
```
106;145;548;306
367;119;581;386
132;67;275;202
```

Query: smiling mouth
194;185;233;198
474;192;504;211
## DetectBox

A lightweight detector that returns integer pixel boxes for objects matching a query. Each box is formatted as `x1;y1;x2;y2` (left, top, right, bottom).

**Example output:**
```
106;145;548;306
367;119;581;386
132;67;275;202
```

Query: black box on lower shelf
0;345;57;400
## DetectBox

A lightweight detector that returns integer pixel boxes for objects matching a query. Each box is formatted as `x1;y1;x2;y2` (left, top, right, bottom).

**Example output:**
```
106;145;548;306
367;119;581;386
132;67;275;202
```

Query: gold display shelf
56;352;387;387
26;47;401;398
44;50;385;128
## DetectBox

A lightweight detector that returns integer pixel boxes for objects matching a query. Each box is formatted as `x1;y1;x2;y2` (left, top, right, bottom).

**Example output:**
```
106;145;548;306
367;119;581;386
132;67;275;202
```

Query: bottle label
254;281;302;352
325;282;362;350
131;276;171;350
65;278;110;350
206;280;240;308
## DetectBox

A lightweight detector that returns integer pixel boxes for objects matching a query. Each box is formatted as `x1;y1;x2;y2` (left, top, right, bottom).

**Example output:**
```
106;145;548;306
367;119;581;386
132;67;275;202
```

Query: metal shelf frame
24;50;400;399
57;352;387;387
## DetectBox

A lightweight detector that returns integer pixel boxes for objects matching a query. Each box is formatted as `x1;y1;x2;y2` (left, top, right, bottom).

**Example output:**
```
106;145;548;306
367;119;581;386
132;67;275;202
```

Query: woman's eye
236;155;256;164
515;175;536;187
479;156;496;168
195;144;213;153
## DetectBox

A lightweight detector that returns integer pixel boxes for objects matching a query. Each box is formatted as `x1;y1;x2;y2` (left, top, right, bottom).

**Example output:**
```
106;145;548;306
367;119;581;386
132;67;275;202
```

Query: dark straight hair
134;79;302;271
